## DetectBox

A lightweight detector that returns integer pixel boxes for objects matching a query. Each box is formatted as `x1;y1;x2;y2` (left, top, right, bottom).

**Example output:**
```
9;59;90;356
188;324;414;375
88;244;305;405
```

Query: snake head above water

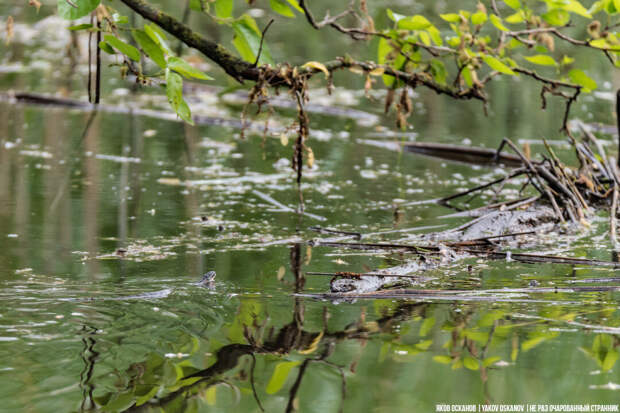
197;271;216;286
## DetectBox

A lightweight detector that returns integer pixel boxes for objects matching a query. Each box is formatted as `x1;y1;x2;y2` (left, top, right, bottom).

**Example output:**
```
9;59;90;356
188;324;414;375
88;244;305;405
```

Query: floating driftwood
0;91;248;128
403;141;526;166
303;284;620;303
360;138;526;166
311;98;620;296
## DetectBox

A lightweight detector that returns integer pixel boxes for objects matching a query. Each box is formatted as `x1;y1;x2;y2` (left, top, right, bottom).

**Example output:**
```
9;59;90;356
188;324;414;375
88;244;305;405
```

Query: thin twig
440;168;526;203
253;19;274;67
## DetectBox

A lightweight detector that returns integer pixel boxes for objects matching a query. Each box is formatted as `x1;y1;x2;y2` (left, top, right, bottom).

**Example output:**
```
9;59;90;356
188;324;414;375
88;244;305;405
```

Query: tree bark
119;0;259;83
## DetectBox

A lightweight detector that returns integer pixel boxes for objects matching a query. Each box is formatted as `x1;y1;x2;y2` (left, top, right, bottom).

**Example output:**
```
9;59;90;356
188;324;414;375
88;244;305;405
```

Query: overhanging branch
119;0;259;83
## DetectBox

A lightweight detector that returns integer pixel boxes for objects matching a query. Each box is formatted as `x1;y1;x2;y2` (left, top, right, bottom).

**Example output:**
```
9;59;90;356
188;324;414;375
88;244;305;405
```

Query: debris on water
19;149;52;159
97;241;177;261
94;153;141;163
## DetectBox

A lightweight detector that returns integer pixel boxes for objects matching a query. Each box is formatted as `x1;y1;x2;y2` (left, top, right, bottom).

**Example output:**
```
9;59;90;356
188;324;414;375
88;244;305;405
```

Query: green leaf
463;356;480;370
58;0;100;20
215;0;234;19
189;0;207;12
615;0;620;14
482;356;501;367
462;65;474;87
524;54;557;66
591;38;620;51
419;31;431;46
112;13;129;24
562;55;575;65
167;57;213;80
286;0;304;13
144;23;173;56
98;41;115;55
232;15;273;64
270;0;294;17
489;14;509;31
166;68;193;124
483;55;517;75
103;34;141;61
68;23;93;31
386;9;407;23
132;29;166;68
266;361;300;394
505;11;525;23
542;9;570;26
471;11;488;25
398;15;432;30
565;0;593;18
440;13;461;23
508;38;524;49
504;0;521;9
568;68;597;92
430;59;447;84
427;26;443;45
377;37;396;87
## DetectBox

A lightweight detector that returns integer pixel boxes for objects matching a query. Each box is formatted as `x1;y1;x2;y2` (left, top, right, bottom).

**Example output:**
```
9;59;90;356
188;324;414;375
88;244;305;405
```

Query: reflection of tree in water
86;250;620;412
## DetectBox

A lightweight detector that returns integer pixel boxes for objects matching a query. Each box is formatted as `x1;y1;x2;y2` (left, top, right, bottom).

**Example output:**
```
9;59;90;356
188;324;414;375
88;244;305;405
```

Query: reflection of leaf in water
419;316;435;337
299;330;325;354
522;337;546;351
101;390;135;411
584;334;620;371
511;334;519;362
415;339;433;351
227;300;263;343
521;331;558;352
463;329;489;344
433;355;452;364
266;361;301;394
478;310;505;327
205;385;217;405
135;385;159;406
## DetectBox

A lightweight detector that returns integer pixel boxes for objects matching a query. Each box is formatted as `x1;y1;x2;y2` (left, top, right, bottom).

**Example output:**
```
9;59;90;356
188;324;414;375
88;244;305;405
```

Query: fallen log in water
313;114;620;295
302;284;620;303
0;91;249;129
360;138;528;167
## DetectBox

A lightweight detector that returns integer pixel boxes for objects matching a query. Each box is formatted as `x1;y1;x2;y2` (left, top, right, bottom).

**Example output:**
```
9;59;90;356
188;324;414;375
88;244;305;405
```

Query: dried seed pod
385;88;395;114
400;88;412;114
364;75;372;98
588;20;601;38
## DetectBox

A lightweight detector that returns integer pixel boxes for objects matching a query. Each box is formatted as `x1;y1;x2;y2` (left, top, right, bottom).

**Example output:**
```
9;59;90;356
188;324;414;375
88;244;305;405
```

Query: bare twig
253;18;274;67
612;186;618;247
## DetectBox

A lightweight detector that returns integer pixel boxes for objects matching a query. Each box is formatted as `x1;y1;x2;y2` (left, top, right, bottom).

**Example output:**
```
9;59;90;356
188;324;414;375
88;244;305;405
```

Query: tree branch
119;0;258;83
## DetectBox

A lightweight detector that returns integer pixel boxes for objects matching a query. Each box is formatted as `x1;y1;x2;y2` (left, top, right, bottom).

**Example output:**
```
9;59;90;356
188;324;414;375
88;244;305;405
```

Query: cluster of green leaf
60;1;213;124
375;0;617;95
188;0;302;65
55;0;620;126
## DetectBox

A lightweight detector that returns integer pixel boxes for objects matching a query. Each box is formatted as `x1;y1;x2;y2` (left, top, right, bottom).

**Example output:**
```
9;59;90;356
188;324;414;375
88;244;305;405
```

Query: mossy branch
119;0;259;83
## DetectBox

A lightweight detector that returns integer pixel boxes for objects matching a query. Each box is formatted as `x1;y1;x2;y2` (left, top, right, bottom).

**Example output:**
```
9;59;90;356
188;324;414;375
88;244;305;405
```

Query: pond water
1;2;620;413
